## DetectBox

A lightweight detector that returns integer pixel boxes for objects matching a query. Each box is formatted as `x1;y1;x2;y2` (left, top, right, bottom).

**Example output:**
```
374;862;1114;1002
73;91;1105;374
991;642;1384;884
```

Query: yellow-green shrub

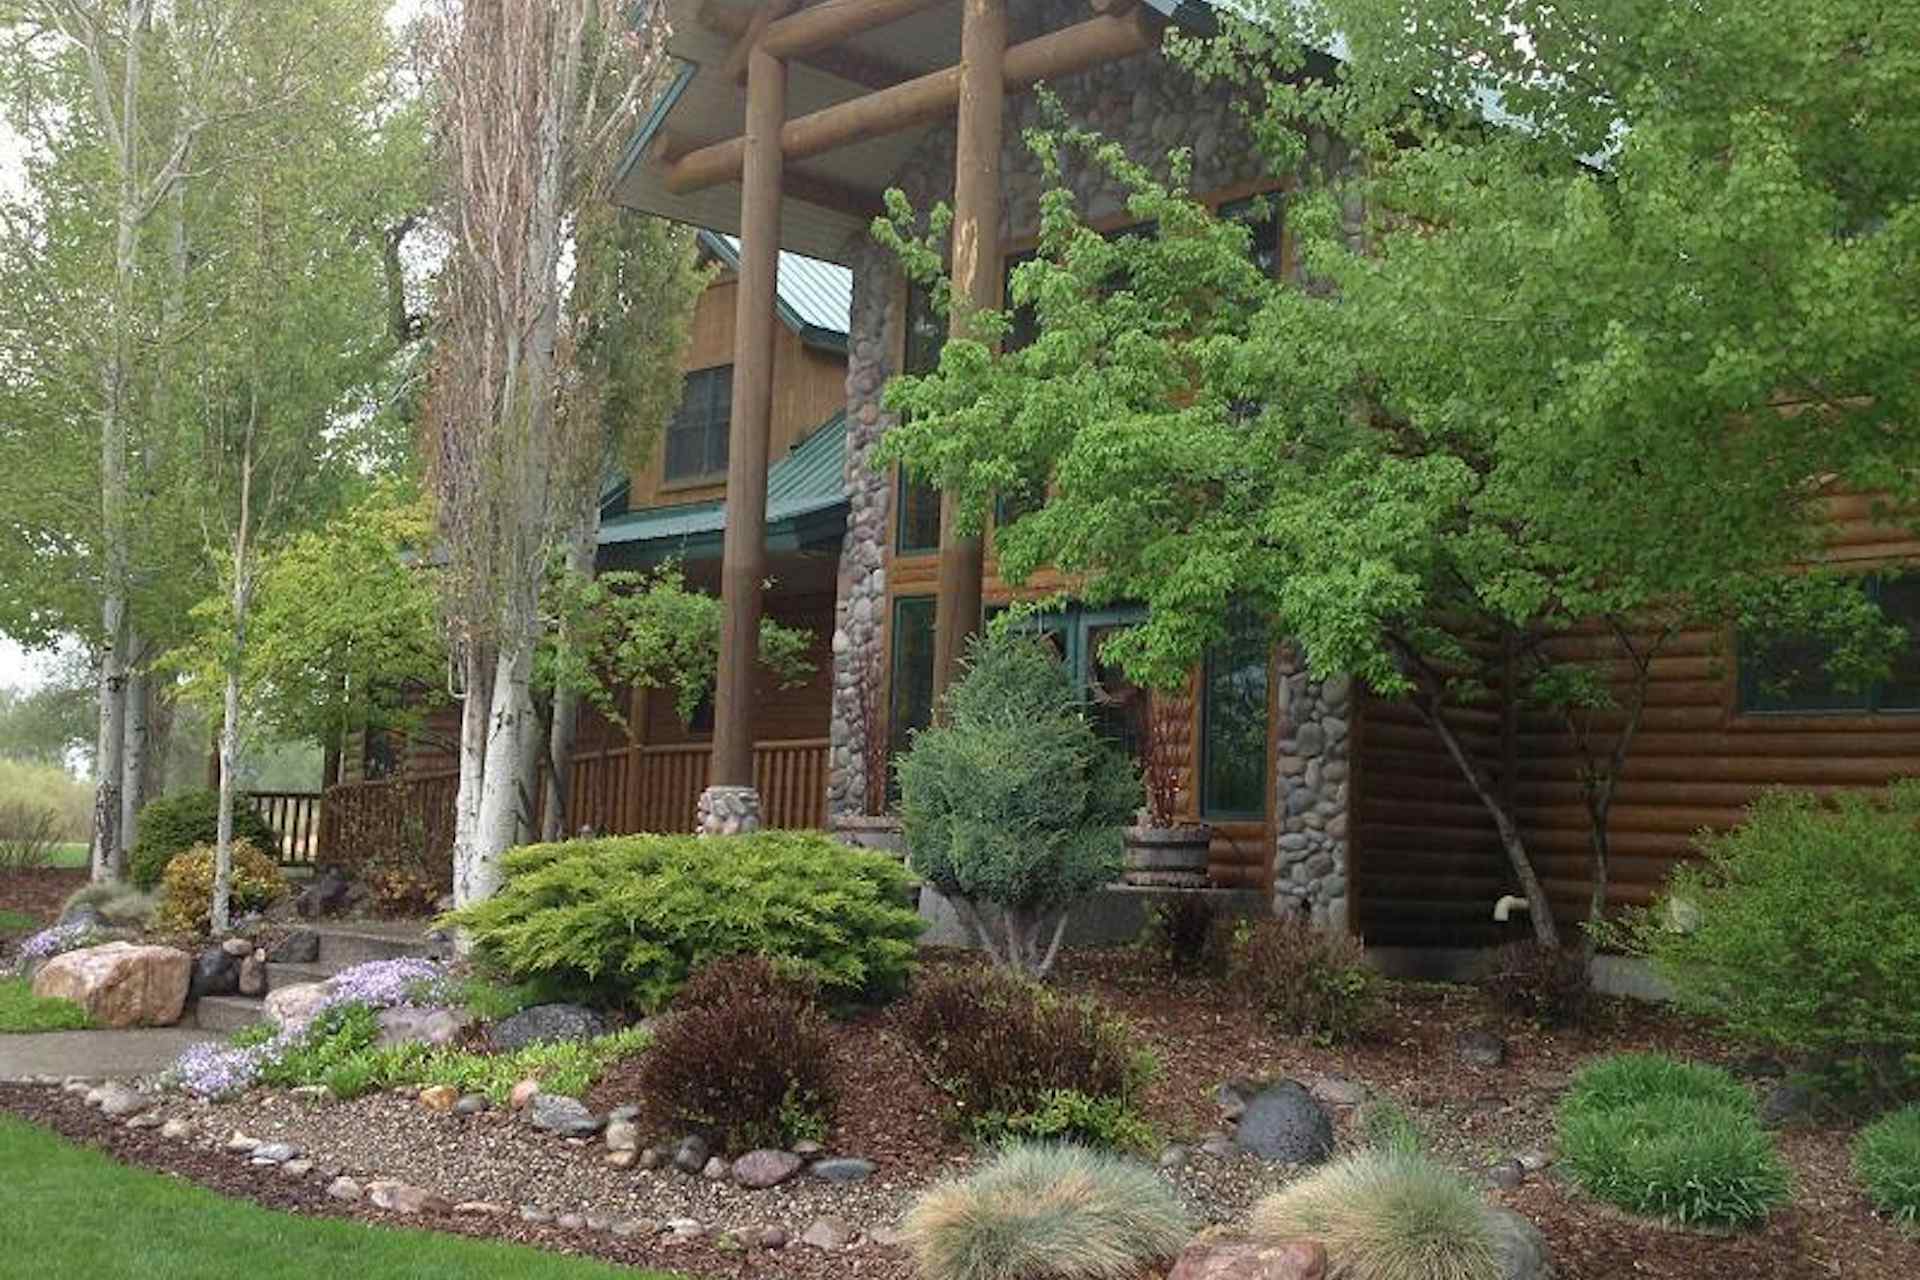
156;840;288;935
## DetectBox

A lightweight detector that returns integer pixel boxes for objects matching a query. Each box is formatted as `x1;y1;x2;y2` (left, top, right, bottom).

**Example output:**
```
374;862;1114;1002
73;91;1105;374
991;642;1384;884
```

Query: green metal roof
598;411;848;558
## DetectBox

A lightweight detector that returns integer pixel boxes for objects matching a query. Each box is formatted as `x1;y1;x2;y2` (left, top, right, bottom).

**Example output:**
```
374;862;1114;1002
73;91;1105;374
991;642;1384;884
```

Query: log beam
709;46;787;789
665;9;1159;195
760;0;951;60
720;0;799;85
931;0;1005;703
700;1;919;90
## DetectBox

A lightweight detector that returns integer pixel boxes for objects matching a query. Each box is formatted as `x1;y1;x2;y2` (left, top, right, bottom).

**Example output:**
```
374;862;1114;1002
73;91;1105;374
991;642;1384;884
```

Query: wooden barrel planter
1120;823;1212;888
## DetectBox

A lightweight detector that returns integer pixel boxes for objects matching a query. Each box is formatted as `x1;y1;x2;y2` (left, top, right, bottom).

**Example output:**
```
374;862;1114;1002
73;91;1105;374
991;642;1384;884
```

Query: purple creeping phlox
14;922;106;972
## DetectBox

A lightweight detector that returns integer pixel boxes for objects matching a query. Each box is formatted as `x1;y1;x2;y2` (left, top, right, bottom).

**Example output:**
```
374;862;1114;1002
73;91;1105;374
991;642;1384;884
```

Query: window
988;603;1148;755
664;365;732;482
888;597;939;760
896;281;944;555
1739;574;1920;714
1201;615;1271;817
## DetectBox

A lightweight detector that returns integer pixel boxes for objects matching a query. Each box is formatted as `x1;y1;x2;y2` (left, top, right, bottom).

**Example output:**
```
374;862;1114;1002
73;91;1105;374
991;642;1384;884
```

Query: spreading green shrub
635;954;834;1152
1250;1149;1498;1280
155;840;288;936
903;1143;1189;1280
130;790;280;890
1478;940;1592;1028
901;965;1156;1150
1231;915;1382;1044
1557;1053;1788;1227
1854;1104;1920;1227
898;632;1138;978
439;830;922;1010
1610;783;1920;1097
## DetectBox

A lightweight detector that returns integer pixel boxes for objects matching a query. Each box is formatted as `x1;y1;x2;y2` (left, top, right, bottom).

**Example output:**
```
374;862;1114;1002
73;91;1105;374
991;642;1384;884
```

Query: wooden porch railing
317;773;459;885
244;790;324;866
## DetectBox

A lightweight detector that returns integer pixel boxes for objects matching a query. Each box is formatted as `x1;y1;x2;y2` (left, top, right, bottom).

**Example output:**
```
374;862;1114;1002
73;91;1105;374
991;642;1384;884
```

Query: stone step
311;925;433;968
192;994;268;1035
264;962;335;993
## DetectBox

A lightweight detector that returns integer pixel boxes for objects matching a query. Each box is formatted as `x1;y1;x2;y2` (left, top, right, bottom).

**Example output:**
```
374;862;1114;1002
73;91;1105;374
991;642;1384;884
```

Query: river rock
733;1149;803;1188
529;1094;602;1136
491;1003;607;1052
1168;1240;1328;1280
368;1179;452;1215
809;1156;876;1183
1235;1081;1334;1165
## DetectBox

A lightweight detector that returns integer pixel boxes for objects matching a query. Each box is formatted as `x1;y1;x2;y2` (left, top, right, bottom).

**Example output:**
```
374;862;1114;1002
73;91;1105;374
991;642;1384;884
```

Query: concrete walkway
0;1028;215;1082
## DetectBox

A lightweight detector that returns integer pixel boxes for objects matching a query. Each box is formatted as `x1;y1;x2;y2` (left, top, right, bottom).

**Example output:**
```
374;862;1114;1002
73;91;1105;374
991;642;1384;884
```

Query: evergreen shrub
130;789;279;890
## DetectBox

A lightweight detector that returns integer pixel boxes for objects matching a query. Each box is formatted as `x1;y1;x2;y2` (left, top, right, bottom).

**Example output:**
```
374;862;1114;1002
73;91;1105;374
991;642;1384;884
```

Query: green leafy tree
875;3;1919;949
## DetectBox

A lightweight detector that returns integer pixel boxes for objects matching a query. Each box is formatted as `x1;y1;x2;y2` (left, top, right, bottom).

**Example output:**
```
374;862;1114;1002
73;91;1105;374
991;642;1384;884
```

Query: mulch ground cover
0;866;86;933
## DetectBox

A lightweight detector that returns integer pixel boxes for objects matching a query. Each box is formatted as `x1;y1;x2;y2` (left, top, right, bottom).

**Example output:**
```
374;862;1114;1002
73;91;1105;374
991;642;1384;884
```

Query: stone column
1272;650;1352;932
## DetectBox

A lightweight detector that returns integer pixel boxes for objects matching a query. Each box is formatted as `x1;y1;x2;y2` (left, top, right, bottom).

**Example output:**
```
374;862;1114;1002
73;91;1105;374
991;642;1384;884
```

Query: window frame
1199;616;1274;820
1735;573;1920;717
662;364;734;485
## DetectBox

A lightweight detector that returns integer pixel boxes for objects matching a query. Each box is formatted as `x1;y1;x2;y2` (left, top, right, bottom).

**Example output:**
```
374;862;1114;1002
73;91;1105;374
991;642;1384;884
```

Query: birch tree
425;0;671;903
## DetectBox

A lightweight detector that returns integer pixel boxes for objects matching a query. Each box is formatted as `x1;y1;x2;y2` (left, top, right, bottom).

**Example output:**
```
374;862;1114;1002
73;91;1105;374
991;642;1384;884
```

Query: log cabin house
342;0;1919;954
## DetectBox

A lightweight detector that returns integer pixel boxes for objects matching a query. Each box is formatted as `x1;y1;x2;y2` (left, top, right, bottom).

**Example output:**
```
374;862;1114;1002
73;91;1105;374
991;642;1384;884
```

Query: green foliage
897;632;1137;976
902;965;1156;1151
0;977;91;1033
1250;1149;1498;1280
1558;1096;1791;1228
1478;942;1593;1029
636;955;835;1153
903;1143;1190;1280
0;760;92;843
1358;1099;1426;1157
0;684;95;775
129;789;280;891
1854;1105;1920;1228
1231;917;1382;1045
1606;785;1920;1097
443;975;544;1025
0;799;60;869
0;910;36;935
155;840;288;937
1561;1054;1754;1121
539;562;816;728
439;831;923;1011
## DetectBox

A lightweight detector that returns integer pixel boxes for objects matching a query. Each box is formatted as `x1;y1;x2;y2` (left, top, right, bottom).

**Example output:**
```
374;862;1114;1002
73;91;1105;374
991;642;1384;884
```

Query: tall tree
876;2;1919;948
425;0;671;903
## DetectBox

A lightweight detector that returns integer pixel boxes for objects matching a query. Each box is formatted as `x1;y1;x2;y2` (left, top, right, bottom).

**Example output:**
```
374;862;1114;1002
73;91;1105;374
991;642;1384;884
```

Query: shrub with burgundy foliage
1480;940;1593;1027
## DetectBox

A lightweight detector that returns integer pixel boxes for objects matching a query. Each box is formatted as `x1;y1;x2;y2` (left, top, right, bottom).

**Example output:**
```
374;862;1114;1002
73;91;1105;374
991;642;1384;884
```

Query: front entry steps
189;922;436;1035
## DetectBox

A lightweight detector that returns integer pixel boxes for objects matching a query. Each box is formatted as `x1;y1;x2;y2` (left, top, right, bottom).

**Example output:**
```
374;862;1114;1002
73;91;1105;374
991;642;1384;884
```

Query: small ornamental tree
897;630;1138;978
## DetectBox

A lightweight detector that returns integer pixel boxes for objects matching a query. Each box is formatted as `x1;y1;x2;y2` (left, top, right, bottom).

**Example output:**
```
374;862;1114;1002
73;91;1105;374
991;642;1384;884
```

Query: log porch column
931;0;1006;704
703;44;787;834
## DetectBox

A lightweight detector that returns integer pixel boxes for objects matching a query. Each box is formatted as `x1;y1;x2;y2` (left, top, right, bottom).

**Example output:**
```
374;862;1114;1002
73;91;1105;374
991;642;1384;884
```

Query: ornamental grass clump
1249;1149;1498;1280
1557;1053;1789;1227
439;829;922;1010
903;1143;1189;1280
897;631;1138;978
1853;1104;1920;1228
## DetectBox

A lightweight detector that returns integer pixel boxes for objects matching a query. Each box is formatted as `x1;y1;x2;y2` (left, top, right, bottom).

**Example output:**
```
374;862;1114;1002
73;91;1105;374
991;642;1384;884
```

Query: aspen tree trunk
210;426;256;935
120;653;150;850
542;493;599;841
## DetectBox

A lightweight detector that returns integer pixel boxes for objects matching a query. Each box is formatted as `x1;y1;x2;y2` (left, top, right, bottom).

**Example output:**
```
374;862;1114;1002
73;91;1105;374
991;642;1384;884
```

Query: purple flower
171;1038;282;1098
15;922;105;971
321;958;452;1011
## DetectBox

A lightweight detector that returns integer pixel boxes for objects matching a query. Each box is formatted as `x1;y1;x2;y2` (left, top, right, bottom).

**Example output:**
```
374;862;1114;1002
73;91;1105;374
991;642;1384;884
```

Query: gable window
1739;574;1920;714
664;365;732;482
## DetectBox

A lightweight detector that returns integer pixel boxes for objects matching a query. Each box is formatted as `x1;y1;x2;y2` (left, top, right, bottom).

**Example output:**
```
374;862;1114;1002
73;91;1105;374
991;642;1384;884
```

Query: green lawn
0;977;90;1032
1;1115;682;1279
0;908;36;933
47;841;89;868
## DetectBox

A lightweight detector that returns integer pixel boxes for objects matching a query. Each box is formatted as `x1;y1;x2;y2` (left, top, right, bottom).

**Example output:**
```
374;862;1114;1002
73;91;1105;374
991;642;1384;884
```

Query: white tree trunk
212;657;243;935
470;631;536;903
452;642;494;907
90;607;129;882
542;497;599;841
121;649;150;851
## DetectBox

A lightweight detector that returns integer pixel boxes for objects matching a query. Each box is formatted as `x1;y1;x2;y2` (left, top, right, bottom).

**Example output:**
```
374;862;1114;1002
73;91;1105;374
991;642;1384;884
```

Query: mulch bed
0;866;86;933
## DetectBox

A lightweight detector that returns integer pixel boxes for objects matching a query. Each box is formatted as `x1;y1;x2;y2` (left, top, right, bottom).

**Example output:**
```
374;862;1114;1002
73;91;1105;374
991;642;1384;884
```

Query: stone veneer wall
828;5;1360;930
1272;653;1351;932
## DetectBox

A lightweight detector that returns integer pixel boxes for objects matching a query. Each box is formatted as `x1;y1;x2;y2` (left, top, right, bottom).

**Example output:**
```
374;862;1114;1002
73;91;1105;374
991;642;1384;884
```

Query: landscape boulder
32;942;189;1028
528;1094;602;1136
267;929;321;964
263;981;333;1032
1234;1081;1334;1165
732;1149;803;1189
491;1003;607;1052
295;870;351;919
376;1004;472;1049
189;947;239;999
1168;1240;1328;1280
1485;1208;1552;1280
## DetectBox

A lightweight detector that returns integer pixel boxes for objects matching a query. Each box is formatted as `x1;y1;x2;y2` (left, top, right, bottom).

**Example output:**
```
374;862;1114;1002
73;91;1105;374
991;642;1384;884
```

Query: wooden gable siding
1354;499;1920;949
626;271;846;512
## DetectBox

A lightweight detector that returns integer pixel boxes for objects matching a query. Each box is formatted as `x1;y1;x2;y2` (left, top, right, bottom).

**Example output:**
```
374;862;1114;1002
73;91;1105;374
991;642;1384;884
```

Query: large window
664;365;732;482
889;597;939;759
1201;615;1272;818
896;281;944;554
1740;574;1920;714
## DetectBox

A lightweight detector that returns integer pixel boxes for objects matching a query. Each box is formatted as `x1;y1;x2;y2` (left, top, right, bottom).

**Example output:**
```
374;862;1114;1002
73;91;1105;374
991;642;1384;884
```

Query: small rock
160;1118;195;1140
1159;1145;1191;1170
605;1150;638;1169
666;1217;704;1237
281;1159;314;1178
529;1094;602;1136
744;1224;790;1250
491;1003;607;1052
800;1217;854;1251
608;1103;641;1123
792;1138;825;1160
1514;1148;1553;1173
266;929;320;964
520;1205;555;1224
672;1134;709;1174
126;1112;164;1130
454;1201;509;1216
289;1085;330;1104
808;1156;876;1183
221;937;254;958
418;1084;459;1112
326;1176;363;1202
1310;1075;1367;1107
1167;1239;1328;1280
604;1119;640;1152
1235;1081;1334;1165
237;954;268;997
1455;1029;1507;1068
226;1132;261;1154
701;1155;729;1180
1484;1159;1526;1190
368;1179;451;1215
639;1145;668;1170
253;1141;300;1164
96;1083;155;1118
585;1215;612;1233
612;1219;658;1238
454;1093;488;1115
509;1078;541;1110
558;1214;587;1231
733;1149;804;1188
